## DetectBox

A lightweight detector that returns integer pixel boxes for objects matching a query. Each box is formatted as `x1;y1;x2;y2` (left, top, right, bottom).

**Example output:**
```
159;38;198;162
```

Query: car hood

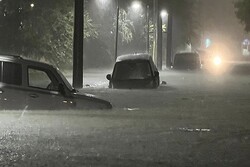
72;92;112;109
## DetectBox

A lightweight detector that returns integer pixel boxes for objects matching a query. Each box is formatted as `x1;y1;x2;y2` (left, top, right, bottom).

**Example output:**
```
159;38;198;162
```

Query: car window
56;68;74;91
113;61;152;80
28;68;58;91
2;62;22;85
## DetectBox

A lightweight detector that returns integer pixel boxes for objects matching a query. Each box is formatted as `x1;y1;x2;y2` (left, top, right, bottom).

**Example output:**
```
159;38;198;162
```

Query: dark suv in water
0;54;112;110
106;53;160;89
172;52;202;70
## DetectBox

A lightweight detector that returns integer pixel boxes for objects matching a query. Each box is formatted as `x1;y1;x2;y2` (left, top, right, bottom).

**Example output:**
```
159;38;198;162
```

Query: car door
0;61;27;110
25;66;75;110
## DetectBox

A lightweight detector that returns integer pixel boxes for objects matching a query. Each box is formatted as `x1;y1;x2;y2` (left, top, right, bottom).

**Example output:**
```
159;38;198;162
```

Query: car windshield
1;0;250;166
56;68;74;91
113;60;152;80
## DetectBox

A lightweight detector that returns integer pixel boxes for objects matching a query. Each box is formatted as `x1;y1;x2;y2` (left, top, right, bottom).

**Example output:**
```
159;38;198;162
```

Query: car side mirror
154;71;159;77
58;83;66;96
106;74;112;81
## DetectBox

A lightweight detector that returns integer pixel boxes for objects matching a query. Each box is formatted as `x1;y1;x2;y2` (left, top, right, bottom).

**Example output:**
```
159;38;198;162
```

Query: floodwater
1;70;250;166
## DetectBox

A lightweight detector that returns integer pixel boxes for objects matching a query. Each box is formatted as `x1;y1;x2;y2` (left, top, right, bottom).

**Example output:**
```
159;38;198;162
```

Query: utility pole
146;4;150;53
73;0;83;89
166;12;172;68
114;0;119;60
152;0;157;63
156;0;162;70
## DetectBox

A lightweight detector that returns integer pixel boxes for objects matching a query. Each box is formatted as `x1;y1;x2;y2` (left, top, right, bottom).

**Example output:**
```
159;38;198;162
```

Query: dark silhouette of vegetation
235;0;250;32
0;0;200;68
0;0;98;68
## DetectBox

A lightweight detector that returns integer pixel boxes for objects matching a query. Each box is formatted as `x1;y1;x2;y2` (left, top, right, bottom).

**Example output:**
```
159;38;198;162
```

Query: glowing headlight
213;56;222;66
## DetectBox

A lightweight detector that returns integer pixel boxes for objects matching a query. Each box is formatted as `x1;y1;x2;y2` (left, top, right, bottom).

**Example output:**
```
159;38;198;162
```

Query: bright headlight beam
213;56;222;65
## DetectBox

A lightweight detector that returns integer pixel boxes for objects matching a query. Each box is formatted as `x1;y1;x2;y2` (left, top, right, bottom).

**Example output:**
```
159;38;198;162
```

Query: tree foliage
235;0;250;32
84;11;99;39
169;0;200;48
0;0;98;68
117;9;135;43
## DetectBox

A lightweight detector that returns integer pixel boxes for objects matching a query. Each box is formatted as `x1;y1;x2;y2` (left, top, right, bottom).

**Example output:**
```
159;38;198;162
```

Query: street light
132;1;142;11
30;3;35;8
115;0;150;58
98;0;107;5
160;9;168;69
95;0;117;60
131;1;150;53
96;0;111;10
205;38;212;48
156;7;163;70
160;10;168;18
166;10;173;68
146;5;149;53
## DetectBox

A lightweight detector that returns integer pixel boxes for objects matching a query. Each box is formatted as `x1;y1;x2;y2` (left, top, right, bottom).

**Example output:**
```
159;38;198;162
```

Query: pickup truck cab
0;54;112;110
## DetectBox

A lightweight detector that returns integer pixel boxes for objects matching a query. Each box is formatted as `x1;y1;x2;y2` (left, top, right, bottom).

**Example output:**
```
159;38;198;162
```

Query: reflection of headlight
213;56;222;66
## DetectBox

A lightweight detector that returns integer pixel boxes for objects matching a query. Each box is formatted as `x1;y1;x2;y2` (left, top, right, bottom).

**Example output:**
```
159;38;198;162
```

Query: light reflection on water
177;127;211;132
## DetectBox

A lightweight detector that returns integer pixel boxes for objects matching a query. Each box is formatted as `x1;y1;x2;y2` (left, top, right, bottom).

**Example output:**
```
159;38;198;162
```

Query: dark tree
0;0;98;68
235;0;250;32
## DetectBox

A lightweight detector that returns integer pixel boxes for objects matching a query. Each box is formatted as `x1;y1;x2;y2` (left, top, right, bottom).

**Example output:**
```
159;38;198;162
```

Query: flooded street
1;70;250;166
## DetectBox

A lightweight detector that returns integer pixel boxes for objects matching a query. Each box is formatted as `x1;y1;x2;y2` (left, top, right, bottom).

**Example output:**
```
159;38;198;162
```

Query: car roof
0;54;22;60
116;53;151;62
0;54;55;69
175;52;198;56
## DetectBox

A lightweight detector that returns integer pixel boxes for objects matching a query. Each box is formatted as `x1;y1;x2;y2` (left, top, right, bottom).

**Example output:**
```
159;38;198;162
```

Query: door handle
29;94;39;98
0;89;3;94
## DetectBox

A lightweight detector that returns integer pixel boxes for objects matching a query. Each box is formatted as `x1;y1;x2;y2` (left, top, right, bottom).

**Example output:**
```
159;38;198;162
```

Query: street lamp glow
160;10;168;18
98;0;107;5
30;3;35;8
132;1;142;11
96;0;111;10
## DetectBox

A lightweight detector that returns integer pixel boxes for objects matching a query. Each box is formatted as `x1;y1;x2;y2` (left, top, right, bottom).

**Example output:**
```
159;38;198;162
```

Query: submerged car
106;53;160;89
0;54;112;110
172;52;202;70
230;61;250;75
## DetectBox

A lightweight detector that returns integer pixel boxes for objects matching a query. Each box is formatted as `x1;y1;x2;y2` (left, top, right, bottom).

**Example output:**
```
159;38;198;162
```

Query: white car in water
0;54;112;110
